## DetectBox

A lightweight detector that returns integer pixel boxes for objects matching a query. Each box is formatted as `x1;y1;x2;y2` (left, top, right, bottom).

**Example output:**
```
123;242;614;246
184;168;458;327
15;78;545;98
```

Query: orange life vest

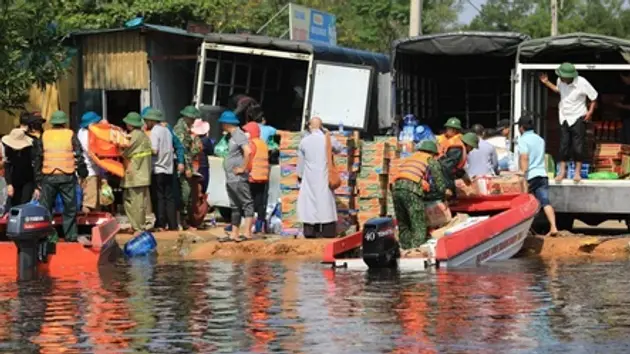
88;121;127;158
42;129;75;175
249;138;269;183
444;139;468;171
437;134;462;156
393;151;431;192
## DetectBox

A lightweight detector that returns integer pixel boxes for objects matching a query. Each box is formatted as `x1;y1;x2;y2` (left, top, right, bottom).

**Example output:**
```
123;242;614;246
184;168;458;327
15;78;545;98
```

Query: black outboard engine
6;203;54;280
362;217;400;268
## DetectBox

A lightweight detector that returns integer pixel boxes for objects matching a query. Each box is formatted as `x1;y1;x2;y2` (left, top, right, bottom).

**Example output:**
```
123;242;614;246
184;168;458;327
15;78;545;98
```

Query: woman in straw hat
2;128;35;208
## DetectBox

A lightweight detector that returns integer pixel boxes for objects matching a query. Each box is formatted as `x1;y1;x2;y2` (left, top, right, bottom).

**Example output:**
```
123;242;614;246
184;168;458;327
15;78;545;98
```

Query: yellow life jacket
249;138;269;183
393;151;431;191
42;129;75;175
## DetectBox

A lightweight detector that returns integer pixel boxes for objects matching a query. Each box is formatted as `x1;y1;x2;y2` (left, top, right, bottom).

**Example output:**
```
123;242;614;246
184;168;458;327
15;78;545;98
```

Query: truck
393;31;630;231
513;33;630;231
192;34;392;219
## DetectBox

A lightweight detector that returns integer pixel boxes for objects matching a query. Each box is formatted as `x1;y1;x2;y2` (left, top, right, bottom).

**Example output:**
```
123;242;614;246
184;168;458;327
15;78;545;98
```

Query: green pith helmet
123;112;143;128
444;117;462;130
417;140;438;154
50;111;69;125
461;132;479;149
555;62;578;79
180;105;201;118
143;108;165;122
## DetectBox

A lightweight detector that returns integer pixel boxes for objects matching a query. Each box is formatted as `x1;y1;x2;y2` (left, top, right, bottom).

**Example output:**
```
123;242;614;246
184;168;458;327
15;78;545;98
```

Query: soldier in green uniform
33;111;88;244
173;105;202;229
121;112;153;233
392;140;447;249
439;132;479;197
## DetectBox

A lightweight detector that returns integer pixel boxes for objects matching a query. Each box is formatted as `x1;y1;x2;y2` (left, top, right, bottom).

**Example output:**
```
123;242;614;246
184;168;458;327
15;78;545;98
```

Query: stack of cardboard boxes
278;130;302;236
331;131;360;234
356;140;389;226
277;130;360;236
592;143;630;175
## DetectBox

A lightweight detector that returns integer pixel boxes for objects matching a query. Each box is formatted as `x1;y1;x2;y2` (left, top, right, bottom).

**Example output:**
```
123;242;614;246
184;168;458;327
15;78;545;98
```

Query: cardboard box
475;175;527;195
430;213;469;239
279;154;298;165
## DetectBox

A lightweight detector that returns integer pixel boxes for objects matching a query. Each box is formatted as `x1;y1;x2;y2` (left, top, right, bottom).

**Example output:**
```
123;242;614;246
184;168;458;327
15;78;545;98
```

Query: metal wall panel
83;32;149;90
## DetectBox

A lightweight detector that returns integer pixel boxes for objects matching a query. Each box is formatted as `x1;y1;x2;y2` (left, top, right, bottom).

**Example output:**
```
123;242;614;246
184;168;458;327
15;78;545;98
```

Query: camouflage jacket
173;118;201;172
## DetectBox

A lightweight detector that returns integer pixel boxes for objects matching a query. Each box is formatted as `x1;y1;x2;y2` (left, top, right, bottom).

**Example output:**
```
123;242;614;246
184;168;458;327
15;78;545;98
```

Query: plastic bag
267;137;279;151
588;171;618;180
214;135;229;158
100;179;114;206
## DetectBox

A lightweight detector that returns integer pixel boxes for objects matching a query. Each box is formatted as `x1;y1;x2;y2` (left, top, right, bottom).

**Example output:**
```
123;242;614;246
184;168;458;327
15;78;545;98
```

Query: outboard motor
6;203;54;280
362;217;400;268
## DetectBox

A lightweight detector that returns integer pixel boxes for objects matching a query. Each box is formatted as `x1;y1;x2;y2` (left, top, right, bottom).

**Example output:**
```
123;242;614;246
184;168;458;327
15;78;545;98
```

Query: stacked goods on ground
355;138;394;226
278;130;302;236
331;131;360;235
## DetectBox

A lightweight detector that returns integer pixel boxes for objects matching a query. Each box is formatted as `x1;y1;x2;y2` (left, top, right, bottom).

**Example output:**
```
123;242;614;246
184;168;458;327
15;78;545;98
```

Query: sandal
218;236;234;243
238;235;252;242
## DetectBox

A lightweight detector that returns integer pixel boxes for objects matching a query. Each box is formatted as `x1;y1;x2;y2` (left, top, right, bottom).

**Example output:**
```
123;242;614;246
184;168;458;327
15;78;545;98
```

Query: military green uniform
173;106;202;225
393;141;448;249
439;132;479;196
392;179;426;249
34;111;88;241
122;113;153;232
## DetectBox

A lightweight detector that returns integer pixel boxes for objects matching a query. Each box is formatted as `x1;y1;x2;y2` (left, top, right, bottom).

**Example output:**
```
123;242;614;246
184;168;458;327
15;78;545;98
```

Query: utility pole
409;0;423;37
550;0;558;36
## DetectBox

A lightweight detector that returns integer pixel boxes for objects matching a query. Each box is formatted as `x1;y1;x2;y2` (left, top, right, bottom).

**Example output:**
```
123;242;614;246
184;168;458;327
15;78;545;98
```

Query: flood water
1;258;630;353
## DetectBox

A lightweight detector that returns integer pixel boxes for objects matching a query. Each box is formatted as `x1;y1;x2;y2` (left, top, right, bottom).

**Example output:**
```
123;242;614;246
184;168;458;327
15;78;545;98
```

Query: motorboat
0;211;121;278
322;193;539;270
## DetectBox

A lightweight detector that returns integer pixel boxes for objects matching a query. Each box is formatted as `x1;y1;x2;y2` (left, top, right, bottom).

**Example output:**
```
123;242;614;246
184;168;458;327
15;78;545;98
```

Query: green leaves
0;0;68;111
468;0;630;39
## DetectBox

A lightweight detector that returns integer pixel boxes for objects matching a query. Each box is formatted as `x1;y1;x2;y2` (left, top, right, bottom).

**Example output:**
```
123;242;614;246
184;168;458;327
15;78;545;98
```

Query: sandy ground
116;220;630;262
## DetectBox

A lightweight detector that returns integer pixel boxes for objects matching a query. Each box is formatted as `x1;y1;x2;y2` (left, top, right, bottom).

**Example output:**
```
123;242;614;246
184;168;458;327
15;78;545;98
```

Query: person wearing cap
173;105;203;229
77;111;103;213
242;121;270;234
217;111;254;242
486;119;512;171
439;131;478;197
33;111;88;244
436;117;463;155
2;127;35;208
540;62;598;182
516;113;559;235
466;124;499;177
391;140;447;249
120;112;153;233
144;109;177;231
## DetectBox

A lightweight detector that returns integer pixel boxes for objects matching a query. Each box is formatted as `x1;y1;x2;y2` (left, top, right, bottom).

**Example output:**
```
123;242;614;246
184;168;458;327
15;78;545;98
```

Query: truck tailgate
549;179;630;214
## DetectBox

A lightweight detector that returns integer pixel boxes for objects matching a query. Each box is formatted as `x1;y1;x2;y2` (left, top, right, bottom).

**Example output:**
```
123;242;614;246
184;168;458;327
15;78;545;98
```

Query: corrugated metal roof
204;33;390;73
71;25;390;72
71;24;205;39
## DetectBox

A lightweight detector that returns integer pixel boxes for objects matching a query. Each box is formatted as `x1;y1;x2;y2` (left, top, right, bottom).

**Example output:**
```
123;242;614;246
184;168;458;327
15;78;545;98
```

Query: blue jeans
498;157;510;171
528;176;550;207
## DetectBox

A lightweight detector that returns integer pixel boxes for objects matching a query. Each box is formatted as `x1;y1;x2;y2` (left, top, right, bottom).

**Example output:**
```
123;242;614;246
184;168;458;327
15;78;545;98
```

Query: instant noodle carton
357;180;384;198
279;152;298;165
356;169;381;182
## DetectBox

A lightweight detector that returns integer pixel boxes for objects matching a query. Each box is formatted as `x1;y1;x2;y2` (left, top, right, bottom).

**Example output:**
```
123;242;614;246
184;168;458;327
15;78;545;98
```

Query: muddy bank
117;227;630;261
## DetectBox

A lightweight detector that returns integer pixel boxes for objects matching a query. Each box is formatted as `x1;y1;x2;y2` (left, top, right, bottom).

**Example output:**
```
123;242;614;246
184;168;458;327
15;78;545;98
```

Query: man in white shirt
539;62;598;182
143;109;177;231
77;111;103;213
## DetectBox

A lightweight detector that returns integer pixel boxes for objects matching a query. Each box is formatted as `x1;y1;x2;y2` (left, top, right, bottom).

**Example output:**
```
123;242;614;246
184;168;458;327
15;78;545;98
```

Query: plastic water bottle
338;122;344;134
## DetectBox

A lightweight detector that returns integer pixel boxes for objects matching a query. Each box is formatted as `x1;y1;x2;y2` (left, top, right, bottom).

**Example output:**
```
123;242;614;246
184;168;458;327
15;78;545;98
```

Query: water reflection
1;258;630;352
